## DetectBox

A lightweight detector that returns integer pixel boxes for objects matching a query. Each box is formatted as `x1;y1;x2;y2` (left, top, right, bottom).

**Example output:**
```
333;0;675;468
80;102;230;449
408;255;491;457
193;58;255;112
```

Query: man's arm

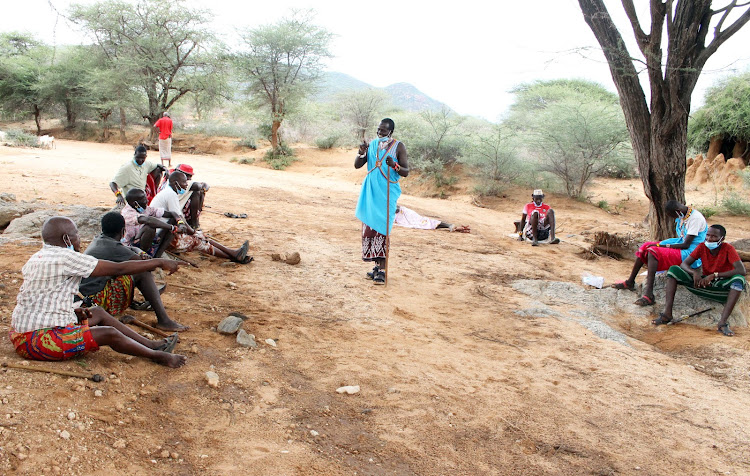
394;142;409;177
354;140;368;169
189;182;209;192
90;258;180;277
137;215;175;230
667;234;696;249
679;255;697;274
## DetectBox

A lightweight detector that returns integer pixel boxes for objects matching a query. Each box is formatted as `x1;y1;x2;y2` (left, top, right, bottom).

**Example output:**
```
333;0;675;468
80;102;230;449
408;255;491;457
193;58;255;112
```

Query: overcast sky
4;0;750;121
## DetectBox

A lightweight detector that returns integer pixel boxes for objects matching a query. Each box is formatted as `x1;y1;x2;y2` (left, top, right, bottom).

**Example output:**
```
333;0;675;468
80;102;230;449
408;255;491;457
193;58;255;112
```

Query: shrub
315;135;339;149
238;157;255;165
697;206;717;218
721;192;750;216
473;182;506;197
235;137;257;150
263;143;296;170
597;200;609;211
5;129;41;148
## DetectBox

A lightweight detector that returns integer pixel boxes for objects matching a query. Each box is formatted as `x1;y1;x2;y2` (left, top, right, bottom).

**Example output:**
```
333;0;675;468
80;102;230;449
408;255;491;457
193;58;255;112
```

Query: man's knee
88;306;114;325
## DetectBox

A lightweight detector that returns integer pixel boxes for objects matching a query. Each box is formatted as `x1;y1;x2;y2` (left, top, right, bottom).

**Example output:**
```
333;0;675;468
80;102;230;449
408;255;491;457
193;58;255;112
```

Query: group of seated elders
10;217;187;368
158;163;209;230
611;200;707;306
79;212;189;332
518;189;559;246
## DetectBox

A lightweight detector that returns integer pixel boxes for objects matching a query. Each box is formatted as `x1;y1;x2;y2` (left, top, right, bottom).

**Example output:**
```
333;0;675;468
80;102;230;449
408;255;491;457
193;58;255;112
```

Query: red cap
175;164;194;175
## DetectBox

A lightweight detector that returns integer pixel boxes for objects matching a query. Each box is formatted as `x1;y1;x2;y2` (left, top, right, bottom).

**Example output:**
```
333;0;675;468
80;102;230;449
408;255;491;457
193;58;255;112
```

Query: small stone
17;453;27;460
94;390;103;397
111;378;121;385
171;452;179;459
190;344;199;354
387;387;399;394
265;338;277;347
113;439;127;449
205;371;220;388
60;430;71;440
67;412;76;421
284;252;301;265
336;385;360;395
74;385;86;392
217;315;244;335
271;253;282;261
226;282;237;289
69;456;80;464
310;430;319;437
160;450;170;458
236;330;257;348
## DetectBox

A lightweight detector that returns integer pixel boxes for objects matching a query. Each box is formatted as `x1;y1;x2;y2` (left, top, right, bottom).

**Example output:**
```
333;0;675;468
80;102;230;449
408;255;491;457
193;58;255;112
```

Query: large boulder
0;194;39;229
2;205;111;240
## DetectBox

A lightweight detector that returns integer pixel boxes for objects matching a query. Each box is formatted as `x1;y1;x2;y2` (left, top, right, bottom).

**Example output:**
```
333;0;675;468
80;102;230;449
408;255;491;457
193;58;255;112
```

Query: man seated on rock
151;171;251;263
160;163;209;230
110;145;158;207
9;216;186;368
611;200;707;307
79;212;188;332
122;188;179;258
653;224;746;336
518;189;559;246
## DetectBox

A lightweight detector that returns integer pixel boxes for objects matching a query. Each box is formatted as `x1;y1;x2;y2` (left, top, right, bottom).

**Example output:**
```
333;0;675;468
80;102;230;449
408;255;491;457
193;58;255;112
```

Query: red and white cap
175;164;194;175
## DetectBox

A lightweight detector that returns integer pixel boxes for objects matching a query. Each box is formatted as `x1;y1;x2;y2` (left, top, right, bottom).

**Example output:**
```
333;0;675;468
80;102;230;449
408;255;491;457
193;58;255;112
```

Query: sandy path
0;139;749;475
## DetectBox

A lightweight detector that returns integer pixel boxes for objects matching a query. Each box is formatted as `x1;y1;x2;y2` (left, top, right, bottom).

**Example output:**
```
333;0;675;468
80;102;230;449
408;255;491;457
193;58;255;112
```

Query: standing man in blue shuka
355;118;410;285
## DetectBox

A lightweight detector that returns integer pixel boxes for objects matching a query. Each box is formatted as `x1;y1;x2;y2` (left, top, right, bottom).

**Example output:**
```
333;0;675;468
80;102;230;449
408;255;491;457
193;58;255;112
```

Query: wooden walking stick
384;161;391;287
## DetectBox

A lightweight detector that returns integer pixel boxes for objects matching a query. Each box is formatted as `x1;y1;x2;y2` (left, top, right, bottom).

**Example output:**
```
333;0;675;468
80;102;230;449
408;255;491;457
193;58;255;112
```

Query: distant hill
315;72;452;113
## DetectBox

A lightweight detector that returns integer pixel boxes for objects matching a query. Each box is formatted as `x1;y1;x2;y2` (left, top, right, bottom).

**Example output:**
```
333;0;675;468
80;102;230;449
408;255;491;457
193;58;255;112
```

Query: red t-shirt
689;242;741;275
154;117;173;140
523;202;550;221
145;174;157;204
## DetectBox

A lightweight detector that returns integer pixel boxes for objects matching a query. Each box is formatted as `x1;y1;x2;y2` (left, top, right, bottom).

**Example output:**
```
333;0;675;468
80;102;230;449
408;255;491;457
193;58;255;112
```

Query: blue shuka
659;209;708;268
355;139;402;236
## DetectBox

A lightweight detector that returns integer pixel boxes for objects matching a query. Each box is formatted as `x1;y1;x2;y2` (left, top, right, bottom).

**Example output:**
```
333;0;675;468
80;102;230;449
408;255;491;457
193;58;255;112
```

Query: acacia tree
235;11;332;153
336;88;389;141
578;0;750;238
70;0;223;140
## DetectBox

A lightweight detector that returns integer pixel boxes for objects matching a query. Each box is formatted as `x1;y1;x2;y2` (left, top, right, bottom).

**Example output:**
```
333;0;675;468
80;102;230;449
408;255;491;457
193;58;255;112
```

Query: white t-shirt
679;209;707;238
150;186;183;217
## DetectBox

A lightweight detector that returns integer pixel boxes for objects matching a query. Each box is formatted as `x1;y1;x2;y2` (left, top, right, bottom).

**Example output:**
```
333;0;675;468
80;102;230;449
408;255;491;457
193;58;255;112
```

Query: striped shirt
11;244;99;333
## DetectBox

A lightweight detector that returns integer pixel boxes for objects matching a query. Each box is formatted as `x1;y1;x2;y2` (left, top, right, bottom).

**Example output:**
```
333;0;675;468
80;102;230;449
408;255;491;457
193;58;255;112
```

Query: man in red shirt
517;189;559;246
154;112;173;167
654;224;747;336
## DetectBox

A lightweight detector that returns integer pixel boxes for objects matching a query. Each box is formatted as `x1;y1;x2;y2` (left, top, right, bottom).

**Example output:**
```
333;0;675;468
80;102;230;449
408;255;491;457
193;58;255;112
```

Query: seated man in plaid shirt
9;216;186;368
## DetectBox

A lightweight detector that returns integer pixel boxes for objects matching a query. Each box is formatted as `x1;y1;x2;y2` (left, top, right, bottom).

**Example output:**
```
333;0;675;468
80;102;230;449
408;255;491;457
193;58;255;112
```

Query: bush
230;157;255;165
473;182;507;197
5;129;41;148
315;135;339;149
597;200;609;211
235;137;257;150
721;192;750;216
697;206;717;218
263;143;296;170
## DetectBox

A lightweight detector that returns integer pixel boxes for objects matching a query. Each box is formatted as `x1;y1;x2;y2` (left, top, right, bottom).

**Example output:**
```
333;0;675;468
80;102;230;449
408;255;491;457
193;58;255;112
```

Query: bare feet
153;352;187;368
156;319;190;332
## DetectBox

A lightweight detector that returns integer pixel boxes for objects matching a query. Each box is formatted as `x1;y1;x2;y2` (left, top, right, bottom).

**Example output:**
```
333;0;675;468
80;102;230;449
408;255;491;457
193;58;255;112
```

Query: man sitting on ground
151;171;251;263
122;188;179;258
79;212;188;332
653;224;746;336
394;205;470;233
10;217;186;368
611;200;707;307
110;145;158;207
160;164;208;229
145;164;166;204
518;189;559;246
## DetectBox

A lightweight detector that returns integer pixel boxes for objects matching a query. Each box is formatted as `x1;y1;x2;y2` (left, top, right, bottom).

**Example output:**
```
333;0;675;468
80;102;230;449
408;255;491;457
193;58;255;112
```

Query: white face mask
705;238;723;250
378;135;390;143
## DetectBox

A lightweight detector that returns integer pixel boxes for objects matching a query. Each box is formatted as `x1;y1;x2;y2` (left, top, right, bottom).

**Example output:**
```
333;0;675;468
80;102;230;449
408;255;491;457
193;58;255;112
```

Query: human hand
159;259;182;275
698;276;713;288
115;196;125;207
386;157;396;168
74;307;93;322
358;140;367;155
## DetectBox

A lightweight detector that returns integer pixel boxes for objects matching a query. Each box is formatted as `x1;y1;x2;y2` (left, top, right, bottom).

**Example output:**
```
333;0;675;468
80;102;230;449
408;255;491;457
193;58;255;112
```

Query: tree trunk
119;107;127;143
65;99;76;130
33;105;41;135
271;120;281;152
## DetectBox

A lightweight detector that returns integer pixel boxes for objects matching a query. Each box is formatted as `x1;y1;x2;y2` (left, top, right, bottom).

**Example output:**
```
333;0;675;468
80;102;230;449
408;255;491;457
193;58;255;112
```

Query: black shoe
366;265;379;280
373;270;386;285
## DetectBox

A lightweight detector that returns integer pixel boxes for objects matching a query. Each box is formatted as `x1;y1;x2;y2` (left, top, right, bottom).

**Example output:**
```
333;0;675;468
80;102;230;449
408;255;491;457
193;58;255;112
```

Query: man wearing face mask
110;145;158;207
517;189;559;246
150;171;251;263
122;188;179;258
654;224;747;336
610;200;707;306
355;118;410;285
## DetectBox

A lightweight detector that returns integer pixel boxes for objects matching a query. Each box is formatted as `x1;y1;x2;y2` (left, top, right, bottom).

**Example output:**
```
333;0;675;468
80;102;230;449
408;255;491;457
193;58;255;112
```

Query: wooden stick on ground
166;251;199;268
155;281;215;293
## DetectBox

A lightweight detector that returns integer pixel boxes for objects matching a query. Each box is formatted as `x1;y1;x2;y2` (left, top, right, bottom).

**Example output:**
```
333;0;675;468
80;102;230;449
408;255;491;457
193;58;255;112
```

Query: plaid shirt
11;244;98;333
121;204;165;246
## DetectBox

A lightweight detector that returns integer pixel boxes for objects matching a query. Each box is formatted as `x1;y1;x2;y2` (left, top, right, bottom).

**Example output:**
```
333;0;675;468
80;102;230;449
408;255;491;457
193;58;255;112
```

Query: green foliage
230;157;255;165
334;89;390;141
5;129;41;147
315;135;339;149
187;122;249;138
721;192;750;216
505;79;633;198
597;200;609;210
235;10;332;150
688;72;750;152
263;143;296;170
235;138;257;150
697;206;717;218
460;124;520;197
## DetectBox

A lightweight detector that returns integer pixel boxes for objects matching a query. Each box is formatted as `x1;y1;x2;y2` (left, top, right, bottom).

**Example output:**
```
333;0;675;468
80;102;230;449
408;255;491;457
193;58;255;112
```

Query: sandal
452;225;471;233
163;333;179;353
550;237;560;244
373;270;386;285
234;240;249;263
130;300;153;311
239;256;254;265
634;295;655;306
611;280;635;291
366;265;379;280
718;323;734;336
652;313;672;325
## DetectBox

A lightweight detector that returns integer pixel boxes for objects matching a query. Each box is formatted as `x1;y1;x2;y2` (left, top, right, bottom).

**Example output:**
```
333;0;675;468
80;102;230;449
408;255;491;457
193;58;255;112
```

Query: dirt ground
1;138;750;475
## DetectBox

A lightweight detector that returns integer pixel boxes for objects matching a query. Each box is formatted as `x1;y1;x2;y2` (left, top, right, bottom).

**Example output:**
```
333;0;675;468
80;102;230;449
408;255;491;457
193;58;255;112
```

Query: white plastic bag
582;273;604;289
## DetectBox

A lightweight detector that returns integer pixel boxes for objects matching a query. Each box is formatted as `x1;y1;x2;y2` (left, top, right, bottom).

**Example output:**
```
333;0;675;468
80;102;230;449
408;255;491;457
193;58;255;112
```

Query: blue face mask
135;204;145;213
63;234;75;251
176;183;186;195
378;136;390;143
133;159;142;167
705;239;722;250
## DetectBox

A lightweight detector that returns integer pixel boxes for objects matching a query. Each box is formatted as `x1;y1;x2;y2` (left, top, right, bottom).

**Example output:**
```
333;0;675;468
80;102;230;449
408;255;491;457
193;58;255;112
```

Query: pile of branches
588;231;639;260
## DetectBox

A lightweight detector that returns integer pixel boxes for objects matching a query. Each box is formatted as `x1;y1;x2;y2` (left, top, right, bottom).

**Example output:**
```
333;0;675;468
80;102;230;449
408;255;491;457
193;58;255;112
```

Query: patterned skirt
9;323;99;361
362;224;387;261
86;275;134;316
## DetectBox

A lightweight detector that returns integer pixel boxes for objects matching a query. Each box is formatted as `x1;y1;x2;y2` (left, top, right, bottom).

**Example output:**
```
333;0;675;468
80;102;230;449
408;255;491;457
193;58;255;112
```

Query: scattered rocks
113;439;127;449
60;430;71;440
310;430;319;437
336;385;360;395
217;315;244;335
190;344;199;354
94;390;103;397
236;329;257;348
264;338;277;347
67;412;76;421
271;251;301;265
206;371;220;388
